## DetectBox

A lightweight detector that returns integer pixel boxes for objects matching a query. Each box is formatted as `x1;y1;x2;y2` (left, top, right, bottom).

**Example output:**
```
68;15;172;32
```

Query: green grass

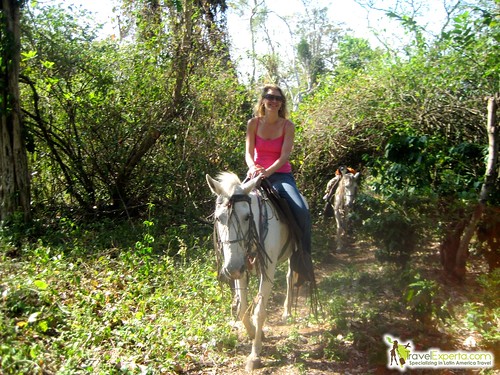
0;215;236;374
1;214;498;374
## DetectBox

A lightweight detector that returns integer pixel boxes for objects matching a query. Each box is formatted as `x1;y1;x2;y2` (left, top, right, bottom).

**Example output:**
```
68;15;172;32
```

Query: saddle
259;179;315;286
323;176;340;218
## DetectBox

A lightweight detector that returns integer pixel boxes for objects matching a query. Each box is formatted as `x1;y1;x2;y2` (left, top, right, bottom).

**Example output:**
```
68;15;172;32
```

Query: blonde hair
253;84;289;118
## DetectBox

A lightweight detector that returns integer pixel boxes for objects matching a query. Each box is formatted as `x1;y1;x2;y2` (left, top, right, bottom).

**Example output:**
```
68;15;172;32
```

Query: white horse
206;172;297;371
323;167;360;251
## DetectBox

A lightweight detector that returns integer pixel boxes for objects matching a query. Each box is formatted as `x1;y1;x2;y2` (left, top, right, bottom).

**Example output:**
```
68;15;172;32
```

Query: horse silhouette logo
385;335;412;370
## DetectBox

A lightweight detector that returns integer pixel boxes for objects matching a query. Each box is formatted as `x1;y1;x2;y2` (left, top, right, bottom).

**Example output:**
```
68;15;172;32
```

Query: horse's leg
335;210;344;252
282;260;294;321
246;270;275;372
235;275;255;339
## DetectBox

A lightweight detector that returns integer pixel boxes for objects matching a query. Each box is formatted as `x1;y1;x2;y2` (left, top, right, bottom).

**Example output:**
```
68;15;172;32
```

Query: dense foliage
0;0;498;373
291;1;499;264
21;2;248;216
0;215;237;373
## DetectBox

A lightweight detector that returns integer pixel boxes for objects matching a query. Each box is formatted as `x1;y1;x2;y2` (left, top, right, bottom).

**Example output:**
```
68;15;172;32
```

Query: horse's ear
206;174;223;195
241;175;260;194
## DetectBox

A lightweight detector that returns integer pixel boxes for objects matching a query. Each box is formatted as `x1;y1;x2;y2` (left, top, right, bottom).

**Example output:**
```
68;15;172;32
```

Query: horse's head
339;167;360;207
207;172;261;280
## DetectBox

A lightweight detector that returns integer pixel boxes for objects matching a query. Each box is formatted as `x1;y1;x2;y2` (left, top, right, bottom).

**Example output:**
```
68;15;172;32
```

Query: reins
220;194;252;245
213;192;271;281
211;176;320;319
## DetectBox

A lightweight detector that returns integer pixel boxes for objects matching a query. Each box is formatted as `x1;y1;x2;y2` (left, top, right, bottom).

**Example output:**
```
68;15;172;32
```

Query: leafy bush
405;276;445;324
353;191;425;267
0;214;234;374
463;269;500;348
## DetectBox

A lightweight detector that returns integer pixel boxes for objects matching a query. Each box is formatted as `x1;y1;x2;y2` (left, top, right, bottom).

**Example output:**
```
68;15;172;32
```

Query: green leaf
21;50;37;60
38;320;49;332
33;280;48;290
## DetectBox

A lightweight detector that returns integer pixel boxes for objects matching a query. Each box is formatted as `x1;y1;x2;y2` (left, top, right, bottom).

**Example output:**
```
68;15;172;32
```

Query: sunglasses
263;94;284;102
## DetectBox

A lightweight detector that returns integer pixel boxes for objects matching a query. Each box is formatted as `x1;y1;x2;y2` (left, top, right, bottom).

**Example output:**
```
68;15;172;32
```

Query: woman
245;84;311;257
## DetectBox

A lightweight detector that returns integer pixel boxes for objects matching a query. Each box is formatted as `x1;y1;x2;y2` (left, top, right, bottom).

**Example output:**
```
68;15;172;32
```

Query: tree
296;37;324;90
0;0;30;223
20;0;244;215
229;0;269;86
294;7;342;91
335;35;381;72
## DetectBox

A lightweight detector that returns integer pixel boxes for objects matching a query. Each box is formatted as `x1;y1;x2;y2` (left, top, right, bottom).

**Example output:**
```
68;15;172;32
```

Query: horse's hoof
246;356;262;372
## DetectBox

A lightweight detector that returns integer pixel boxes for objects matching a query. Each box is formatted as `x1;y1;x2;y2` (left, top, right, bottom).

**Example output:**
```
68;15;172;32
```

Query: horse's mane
215;172;243;196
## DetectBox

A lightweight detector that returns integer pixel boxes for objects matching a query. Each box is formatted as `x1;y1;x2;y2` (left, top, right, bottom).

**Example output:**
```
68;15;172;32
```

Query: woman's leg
267;173;311;254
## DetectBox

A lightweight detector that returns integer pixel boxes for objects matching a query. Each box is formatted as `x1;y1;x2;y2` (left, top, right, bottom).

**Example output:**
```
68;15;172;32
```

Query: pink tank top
254;118;292;173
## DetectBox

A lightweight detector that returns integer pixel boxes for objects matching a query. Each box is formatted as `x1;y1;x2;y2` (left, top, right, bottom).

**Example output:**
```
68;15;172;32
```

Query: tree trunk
479;95;499;203
0;0;31;223
453;95;498;280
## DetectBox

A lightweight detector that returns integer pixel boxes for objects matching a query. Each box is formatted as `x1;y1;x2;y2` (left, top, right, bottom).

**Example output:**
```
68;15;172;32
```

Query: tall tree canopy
19;0;245;216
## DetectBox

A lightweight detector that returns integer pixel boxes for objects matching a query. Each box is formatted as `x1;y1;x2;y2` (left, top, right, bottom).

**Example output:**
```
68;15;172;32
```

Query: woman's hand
259;169;271;178
247;164;266;179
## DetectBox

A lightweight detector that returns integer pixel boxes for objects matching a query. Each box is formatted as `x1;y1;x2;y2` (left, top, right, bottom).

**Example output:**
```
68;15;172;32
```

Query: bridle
213;192;270;280
218;194;253;245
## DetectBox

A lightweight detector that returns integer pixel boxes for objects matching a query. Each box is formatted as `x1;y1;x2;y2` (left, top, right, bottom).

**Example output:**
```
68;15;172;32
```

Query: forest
0;0;499;373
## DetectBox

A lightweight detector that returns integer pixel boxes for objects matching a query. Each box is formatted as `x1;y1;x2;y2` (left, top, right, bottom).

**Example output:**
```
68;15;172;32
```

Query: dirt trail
193;239;498;375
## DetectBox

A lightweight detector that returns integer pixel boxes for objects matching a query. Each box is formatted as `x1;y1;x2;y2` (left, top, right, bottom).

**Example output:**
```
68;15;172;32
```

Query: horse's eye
244;213;251;221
